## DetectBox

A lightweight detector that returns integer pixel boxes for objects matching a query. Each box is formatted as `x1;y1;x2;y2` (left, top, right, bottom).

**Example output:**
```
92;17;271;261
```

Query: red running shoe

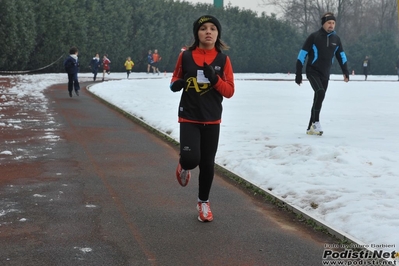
197;202;213;222
176;163;191;187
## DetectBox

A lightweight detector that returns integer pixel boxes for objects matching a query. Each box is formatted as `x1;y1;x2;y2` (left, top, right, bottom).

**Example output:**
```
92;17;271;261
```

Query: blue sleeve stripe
311;44;318;64
297;50;308;64
340;51;348;64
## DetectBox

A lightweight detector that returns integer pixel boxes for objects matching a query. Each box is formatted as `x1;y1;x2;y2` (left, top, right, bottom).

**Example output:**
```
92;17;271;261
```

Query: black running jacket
296;27;349;80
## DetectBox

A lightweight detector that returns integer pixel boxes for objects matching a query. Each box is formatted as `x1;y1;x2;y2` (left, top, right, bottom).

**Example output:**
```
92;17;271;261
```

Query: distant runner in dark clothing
395;56;399;81
362;56;370;81
147;50;153;74
295;12;349;136
90;53;101;81
64;46;80;97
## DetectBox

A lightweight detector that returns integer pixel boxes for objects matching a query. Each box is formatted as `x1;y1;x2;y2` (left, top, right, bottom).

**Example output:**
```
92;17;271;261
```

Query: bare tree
260;0;398;41
261;0;352;34
375;0;397;32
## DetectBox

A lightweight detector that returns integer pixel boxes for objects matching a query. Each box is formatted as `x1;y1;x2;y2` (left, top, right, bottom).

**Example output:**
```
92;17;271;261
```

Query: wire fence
0;54;65;74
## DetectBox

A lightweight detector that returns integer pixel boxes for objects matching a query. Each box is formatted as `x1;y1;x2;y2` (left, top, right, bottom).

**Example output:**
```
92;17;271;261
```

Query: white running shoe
307;122;323;135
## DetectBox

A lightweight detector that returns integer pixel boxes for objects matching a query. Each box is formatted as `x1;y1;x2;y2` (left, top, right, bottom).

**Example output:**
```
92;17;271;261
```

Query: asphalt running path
0;80;338;265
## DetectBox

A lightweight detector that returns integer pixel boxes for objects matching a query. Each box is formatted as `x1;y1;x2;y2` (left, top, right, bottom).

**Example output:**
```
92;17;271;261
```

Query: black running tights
179;123;220;202
67;72;80;92
307;75;329;130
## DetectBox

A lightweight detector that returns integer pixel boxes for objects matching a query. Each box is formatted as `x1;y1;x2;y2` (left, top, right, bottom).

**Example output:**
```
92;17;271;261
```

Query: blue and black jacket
64;55;79;75
296;27;349;80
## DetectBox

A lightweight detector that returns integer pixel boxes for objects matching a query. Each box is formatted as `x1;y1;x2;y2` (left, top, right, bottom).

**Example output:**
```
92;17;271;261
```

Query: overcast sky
183;0;278;15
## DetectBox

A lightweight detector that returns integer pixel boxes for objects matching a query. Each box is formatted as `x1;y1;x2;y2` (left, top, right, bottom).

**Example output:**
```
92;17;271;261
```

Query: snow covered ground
1;72;398;257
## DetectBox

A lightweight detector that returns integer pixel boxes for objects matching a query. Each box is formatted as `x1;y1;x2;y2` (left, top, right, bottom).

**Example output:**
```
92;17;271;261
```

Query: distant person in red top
152;49;162;75
102;54;111;81
170;15;235;223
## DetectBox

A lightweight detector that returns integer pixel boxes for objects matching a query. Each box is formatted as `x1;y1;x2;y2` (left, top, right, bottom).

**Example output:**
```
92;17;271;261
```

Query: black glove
203;63;218;85
295;74;302;85
170;79;185;92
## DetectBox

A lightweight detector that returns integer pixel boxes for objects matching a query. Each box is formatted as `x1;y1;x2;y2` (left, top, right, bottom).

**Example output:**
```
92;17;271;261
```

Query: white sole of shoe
306;130;323;136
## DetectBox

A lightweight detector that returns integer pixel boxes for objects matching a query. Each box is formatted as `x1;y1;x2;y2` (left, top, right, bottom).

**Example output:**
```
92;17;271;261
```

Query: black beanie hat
193;15;222;39
321;14;336;25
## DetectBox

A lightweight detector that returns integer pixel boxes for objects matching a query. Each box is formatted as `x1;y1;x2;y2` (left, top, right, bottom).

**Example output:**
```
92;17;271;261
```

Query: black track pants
67;72;80;92
179;123;220;202
307;75;328;130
